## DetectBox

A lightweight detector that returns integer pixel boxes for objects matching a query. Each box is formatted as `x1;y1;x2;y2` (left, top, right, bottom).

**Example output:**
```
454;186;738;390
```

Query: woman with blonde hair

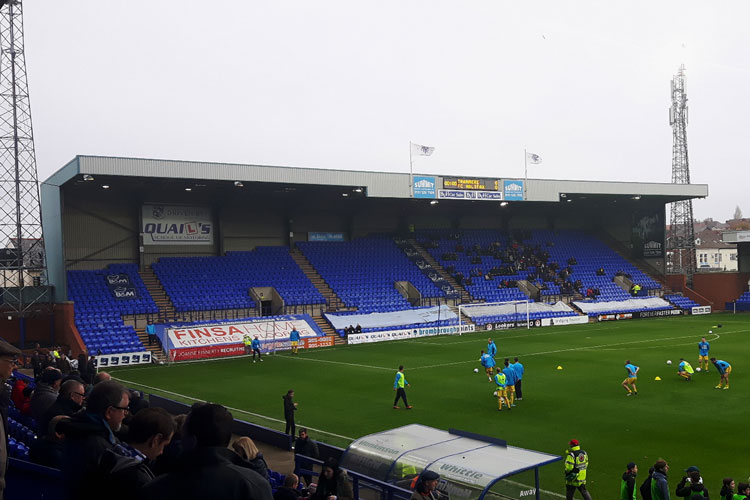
232;436;270;481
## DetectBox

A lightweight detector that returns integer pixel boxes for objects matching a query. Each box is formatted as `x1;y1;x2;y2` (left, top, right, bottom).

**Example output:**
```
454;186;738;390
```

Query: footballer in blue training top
621;360;639;396
487;338;497;358
698;337;710;372
480;350;495;381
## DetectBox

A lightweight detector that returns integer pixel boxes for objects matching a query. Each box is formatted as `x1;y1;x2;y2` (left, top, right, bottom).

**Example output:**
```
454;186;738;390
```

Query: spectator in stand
596;267;605;276
99;407;175;500
651;460;670;500
94;371;111;385
676;468;708;500
31;347;42;381
295;428;320;486
10;378;32;416
59;380;131;500
311;457;353;500
719;478;735;500
275;474;302;500
37;379;85;436
58;353;72;375
152;413;187;476
142;403;273;500
640;467;655;500
29;414;70;469
77;354;92;385
283;390;298;436
355;324;362;333
30;368;62;421
232;436;270;481
0;338;22;500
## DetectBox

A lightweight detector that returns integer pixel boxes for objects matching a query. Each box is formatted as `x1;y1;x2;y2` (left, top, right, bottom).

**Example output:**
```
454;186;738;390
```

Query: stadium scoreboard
443;177;499;191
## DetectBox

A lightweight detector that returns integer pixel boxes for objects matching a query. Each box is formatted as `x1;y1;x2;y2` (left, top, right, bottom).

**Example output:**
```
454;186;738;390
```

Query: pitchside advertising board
348;324;475;345
164;315;332;361
597;309;683;322
94;351;152;368
142;204;213;245
482;315;589;331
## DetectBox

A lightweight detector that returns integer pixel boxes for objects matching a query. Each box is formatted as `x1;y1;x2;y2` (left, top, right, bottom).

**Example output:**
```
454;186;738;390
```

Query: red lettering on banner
228;326;242;335
173;329;187;340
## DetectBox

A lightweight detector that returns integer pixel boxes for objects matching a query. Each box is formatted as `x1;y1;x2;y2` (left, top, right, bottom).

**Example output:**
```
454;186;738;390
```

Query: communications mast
0;0;50;331
666;64;696;285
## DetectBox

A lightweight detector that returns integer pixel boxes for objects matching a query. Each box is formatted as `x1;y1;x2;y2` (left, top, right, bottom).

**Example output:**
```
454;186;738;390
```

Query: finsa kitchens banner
142;204;213;245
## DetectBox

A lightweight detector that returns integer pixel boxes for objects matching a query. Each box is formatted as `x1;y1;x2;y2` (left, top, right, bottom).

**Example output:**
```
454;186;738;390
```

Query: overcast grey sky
24;1;749;221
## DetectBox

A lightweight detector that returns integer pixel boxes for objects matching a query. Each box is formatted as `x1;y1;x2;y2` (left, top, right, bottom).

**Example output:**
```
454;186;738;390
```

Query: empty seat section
151;247;325;313
67;264;157;355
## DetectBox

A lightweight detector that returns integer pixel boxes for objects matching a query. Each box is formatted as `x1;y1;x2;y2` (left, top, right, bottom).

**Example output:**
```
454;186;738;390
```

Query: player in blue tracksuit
290;327;301;355
487;338;497;359
511;357;524;400
503;358;517;406
251;335;263;362
480;350;496;381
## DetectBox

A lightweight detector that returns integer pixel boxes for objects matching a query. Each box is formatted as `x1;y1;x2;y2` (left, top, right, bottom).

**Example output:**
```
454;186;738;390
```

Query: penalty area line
113;376;354;442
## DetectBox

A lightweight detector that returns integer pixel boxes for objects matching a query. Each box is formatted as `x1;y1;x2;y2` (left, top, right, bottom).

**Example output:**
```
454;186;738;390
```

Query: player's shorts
291;341;299;346
507;385;516;393
626;377;637;383
725;366;732;374
496;388;508;398
699;355;709;361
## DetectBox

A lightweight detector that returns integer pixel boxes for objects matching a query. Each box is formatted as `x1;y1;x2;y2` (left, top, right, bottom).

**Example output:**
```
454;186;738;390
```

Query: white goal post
458;300;531;330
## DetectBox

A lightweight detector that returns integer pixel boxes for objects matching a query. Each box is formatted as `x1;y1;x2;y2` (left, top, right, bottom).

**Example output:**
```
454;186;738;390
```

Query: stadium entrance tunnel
339;424;561;500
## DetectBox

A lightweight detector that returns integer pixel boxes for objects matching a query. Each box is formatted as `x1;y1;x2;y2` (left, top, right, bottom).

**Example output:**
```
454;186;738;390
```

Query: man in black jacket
142;403;273;500
294;428;319;486
37;379;85;436
58;380;131;500
283;390;298;436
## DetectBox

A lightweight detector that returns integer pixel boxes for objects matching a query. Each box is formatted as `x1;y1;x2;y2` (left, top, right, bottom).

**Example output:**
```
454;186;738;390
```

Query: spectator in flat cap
30;368;63;421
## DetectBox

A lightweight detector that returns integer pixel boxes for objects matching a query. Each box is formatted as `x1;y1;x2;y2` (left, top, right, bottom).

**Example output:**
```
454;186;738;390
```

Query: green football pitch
112;313;750;497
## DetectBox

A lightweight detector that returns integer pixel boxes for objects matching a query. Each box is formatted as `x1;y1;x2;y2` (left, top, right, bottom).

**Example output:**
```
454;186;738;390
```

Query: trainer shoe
634;392;638;395
260;359;263;362
626;393;633;396
406;405;413;409
511;404;516;407
516;398;523;401
723;386;729;390
393;406;400;409
715;385;722;389
497;409;502;412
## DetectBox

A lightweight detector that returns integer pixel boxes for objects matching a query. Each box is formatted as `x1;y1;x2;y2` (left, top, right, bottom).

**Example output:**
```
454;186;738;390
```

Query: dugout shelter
339;424;561;500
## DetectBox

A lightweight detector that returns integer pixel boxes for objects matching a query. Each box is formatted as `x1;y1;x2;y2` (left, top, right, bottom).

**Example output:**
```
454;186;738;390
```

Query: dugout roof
339;424;561;500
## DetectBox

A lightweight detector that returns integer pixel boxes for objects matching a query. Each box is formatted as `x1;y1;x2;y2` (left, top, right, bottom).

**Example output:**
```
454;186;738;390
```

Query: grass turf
112;313;750;497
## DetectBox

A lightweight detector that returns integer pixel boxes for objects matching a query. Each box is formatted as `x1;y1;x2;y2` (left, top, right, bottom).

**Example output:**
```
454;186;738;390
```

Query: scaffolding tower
0;0;51;327
666;64;696;286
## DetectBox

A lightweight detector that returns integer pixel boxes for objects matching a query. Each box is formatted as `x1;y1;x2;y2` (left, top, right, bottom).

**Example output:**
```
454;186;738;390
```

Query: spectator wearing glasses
37;379;86;436
0;338;22;500
59;380;130;500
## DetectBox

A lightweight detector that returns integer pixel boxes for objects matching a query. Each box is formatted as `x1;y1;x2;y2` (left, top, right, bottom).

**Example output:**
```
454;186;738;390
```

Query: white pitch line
284;356;394;371
114;376;355;441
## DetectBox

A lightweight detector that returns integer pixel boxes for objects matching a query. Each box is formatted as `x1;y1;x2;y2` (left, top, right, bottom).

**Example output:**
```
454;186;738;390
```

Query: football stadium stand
67;264;157;355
